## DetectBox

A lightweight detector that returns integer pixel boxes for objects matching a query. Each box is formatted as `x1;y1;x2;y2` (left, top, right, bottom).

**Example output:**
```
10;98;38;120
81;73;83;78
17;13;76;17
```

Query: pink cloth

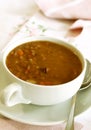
34;0;91;61
35;0;91;19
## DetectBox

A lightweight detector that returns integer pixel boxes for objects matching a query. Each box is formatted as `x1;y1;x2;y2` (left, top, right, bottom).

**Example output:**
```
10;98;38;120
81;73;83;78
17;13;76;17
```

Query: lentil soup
6;41;82;85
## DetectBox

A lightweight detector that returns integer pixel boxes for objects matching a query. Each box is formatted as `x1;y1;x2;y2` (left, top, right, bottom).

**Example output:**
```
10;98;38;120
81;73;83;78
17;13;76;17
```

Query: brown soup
6;41;82;85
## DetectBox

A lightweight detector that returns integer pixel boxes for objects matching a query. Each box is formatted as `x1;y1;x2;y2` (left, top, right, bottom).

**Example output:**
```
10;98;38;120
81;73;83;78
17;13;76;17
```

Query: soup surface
6;41;82;85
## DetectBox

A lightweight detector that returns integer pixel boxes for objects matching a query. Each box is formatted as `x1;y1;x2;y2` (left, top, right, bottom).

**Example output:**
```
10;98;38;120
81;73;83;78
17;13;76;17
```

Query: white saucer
0;62;91;126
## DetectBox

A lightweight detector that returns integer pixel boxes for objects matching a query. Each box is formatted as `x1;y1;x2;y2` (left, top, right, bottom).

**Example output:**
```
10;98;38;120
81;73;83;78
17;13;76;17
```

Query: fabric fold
35;0;91;19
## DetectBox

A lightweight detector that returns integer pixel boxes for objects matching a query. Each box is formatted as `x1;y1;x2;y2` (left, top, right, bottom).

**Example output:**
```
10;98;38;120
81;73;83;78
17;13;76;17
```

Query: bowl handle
0;83;31;106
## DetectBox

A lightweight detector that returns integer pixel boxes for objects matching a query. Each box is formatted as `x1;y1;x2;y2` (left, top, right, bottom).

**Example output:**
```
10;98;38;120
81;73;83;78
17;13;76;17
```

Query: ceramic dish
0;62;91;126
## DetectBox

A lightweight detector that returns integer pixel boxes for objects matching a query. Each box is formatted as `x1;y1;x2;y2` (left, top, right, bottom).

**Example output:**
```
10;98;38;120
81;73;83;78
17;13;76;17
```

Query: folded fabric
70;20;91;61
35;0;91;62
35;0;91;19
